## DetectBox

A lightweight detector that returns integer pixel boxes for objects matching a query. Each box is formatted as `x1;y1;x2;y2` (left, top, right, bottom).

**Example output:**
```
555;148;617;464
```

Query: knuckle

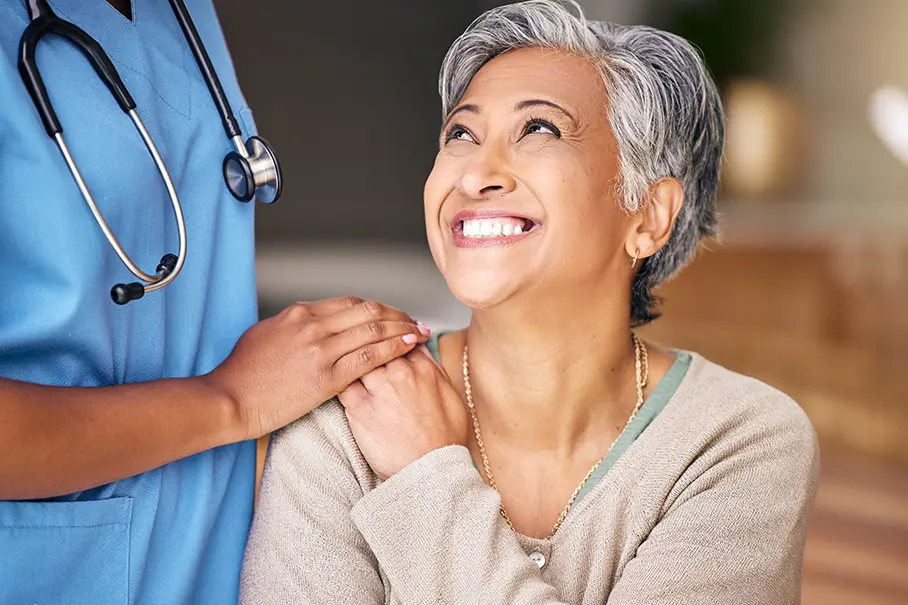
343;296;364;309
408;349;430;369
388;359;414;380
299;319;321;339
287;301;310;319
360;299;382;318
357;347;376;367
366;320;385;339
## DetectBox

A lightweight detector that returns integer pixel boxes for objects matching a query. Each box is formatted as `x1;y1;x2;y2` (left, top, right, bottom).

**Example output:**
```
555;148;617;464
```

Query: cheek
526;154;625;255
523;151;592;224
423;158;453;269
423;154;455;217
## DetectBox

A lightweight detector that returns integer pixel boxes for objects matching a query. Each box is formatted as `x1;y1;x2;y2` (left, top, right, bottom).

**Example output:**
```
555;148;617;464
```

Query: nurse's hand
207;296;430;440
338;346;469;480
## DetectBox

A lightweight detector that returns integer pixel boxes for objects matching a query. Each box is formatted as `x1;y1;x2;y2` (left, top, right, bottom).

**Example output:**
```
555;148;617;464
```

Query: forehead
459;47;609;116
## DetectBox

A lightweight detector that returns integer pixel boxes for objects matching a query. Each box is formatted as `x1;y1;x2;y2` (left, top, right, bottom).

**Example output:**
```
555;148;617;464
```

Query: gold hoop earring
631;249;640;268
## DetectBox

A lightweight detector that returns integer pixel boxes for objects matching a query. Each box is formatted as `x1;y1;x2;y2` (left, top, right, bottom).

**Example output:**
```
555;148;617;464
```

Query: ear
625;177;684;263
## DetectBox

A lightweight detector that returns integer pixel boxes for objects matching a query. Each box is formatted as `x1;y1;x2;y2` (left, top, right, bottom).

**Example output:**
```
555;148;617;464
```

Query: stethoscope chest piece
224;135;282;204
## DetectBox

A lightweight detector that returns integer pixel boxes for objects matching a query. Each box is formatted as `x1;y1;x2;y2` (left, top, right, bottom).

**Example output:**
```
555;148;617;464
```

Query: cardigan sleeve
239;402;388;605
605;395;820;605
350;445;569;604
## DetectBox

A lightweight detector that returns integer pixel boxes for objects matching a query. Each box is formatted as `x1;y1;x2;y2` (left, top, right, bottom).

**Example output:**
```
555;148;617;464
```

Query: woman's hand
205;296;430;441
338;346;469;479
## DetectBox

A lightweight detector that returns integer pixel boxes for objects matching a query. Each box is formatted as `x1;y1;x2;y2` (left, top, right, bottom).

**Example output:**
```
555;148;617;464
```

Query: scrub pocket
0;496;132;604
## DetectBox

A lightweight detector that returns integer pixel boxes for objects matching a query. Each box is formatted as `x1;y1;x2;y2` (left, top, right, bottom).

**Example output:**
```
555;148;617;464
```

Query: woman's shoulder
268;399;381;491
272;397;349;450
664;351;819;464
679;351;813;422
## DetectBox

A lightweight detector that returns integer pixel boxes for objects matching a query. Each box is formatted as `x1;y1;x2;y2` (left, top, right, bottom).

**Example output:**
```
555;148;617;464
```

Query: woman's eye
444;125;475;144
523;119;560;137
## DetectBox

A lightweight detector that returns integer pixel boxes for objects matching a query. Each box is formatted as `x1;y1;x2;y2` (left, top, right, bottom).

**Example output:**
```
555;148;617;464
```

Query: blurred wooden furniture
801;451;908;604
640;203;908;464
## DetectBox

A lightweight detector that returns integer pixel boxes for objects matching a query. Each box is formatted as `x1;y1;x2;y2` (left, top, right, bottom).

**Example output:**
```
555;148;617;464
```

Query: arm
240;403;386;605
347;396;819;605
604;404;820;605
0;297;428;500
0;375;239;500
341;349;566;604
351;446;565;604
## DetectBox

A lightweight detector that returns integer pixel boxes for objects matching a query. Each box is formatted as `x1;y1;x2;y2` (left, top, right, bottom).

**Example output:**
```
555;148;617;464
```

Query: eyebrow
515;99;577;126
442;99;577;132
442;104;479;132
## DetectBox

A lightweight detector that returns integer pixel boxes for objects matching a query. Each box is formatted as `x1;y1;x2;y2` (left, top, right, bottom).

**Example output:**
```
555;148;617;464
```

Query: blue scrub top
0;1;260;603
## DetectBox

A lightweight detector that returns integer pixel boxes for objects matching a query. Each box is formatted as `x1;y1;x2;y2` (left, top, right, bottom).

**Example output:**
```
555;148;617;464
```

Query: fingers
360;356;408;392
296;296;368;317
357;347;445;394
331;333;419;390
337;379;370;408
309;298;418;330
326;320;427;363
407;345;447;375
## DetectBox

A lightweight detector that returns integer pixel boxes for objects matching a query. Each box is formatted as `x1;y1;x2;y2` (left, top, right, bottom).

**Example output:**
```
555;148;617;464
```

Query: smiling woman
240;2;819;604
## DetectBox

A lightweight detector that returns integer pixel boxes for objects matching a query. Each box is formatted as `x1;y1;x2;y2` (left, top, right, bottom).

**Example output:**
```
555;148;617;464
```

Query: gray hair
438;0;724;325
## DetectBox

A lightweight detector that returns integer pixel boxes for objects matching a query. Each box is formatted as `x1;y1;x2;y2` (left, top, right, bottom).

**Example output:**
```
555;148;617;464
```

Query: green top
426;331;691;509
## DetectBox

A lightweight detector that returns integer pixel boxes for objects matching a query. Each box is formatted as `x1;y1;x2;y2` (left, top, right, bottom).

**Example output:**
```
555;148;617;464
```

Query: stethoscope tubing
17;0;279;303
53;109;188;292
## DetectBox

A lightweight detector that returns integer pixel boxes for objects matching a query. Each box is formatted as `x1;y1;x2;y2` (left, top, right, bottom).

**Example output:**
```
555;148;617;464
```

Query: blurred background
217;1;908;602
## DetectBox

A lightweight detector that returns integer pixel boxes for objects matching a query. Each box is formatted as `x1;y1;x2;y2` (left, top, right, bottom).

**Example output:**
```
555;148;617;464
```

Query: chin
444;271;519;310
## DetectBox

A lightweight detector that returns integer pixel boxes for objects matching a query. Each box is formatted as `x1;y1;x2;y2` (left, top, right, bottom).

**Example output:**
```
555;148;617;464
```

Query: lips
450;208;542;248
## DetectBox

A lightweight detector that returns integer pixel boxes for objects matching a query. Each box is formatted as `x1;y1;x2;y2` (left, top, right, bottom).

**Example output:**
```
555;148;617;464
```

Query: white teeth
461;219;531;239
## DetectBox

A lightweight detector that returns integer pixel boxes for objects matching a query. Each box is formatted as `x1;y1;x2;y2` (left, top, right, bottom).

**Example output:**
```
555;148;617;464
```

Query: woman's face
425;47;635;309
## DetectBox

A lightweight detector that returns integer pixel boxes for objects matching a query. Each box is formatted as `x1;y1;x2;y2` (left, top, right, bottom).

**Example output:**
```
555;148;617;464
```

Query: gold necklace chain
462;333;649;540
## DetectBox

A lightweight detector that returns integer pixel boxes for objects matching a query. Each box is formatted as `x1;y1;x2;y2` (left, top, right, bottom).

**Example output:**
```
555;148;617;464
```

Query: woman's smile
451;208;542;248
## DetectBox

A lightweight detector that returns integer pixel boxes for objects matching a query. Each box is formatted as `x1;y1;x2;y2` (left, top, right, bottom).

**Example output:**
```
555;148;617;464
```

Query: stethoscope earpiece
111;282;145;305
110;254;179;305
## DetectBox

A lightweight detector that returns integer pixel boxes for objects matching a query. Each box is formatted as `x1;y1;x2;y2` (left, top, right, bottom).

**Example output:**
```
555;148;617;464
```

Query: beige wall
780;0;908;204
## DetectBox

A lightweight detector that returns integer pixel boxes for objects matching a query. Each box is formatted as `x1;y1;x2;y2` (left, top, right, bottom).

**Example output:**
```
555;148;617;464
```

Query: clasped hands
338;345;470;480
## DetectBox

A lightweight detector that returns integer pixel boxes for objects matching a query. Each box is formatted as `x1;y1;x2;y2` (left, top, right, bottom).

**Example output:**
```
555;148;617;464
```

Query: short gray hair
438;0;724;325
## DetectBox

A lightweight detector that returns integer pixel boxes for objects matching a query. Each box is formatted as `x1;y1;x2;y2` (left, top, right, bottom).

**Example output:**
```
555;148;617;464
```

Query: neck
106;0;132;19
458;294;640;456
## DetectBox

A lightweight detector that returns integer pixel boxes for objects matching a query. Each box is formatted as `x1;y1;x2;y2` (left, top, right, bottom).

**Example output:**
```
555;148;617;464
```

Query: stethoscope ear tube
52;110;188;301
18;0;188;305
18;0;283;304
19;0;136;137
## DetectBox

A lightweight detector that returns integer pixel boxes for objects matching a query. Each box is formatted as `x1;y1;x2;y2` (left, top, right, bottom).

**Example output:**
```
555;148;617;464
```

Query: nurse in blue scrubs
0;1;429;603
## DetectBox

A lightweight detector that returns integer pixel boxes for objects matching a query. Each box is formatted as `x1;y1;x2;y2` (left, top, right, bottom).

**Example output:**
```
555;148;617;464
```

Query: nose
457;143;517;199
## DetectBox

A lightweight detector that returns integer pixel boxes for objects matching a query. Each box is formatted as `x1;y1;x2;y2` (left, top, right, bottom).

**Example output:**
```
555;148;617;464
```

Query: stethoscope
18;0;283;304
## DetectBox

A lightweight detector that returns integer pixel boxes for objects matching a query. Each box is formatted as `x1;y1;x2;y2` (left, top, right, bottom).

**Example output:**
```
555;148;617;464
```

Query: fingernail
402;333;418;345
416;321;431;336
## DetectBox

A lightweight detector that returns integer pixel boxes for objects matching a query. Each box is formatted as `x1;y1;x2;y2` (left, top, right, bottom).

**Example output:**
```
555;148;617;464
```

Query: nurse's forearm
0;376;242;500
